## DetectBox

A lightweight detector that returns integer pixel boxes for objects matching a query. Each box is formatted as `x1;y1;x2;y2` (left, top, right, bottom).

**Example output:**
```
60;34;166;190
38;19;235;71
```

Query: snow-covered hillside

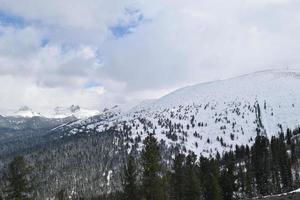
53;69;300;156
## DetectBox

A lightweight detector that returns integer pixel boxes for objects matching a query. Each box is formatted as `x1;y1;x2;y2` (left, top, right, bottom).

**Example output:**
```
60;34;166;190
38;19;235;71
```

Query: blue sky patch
83;81;102;89
110;8;144;38
40;38;50;47
0;10;28;28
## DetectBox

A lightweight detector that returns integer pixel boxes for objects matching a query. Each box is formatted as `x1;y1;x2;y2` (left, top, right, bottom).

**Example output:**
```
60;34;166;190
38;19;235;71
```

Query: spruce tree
170;153;185;200
252;135;271;196
270;136;281;193
244;164;254;198
200;157;222;200
220;151;235;200
141;133;165;200
56;189;67;200
183;153;200;200
278;133;292;192
5;156;34;200
290;140;300;186
123;155;139;200
244;145;254;198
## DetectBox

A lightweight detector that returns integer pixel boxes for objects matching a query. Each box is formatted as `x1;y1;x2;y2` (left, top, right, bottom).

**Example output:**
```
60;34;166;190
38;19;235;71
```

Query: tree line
122;130;299;200
1;128;299;200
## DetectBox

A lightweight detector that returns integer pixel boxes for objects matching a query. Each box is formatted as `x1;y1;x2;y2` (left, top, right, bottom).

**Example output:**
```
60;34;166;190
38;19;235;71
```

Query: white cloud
0;0;300;113
0;0;132;28
102;0;300;89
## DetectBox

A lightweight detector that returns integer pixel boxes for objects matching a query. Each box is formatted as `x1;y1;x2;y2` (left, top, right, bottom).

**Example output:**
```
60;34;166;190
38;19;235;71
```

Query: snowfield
53;69;300;157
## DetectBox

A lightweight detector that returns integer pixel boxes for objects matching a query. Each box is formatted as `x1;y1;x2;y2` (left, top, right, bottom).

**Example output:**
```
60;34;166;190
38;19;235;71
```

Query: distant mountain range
4;105;100;119
0;105;100;159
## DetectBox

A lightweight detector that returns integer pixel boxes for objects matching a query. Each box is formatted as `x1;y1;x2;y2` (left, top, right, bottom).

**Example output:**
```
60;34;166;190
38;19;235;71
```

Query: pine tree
5;156;34;200
278;133;292;192
123;155;139;200
244;164;254;198
56;189;67;200
220;151;235;200
0;188;4;200
270;136;281;193
290;140;300;186
286;129;292;145
244;146;255;198
141;133;165;200
183;153;200;200
252;135;271;196
200;157;222;200
170;153;185;200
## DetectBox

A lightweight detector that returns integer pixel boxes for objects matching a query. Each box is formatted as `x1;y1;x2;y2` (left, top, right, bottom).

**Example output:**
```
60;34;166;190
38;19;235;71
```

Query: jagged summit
4;105;100;119
51;105;100;119
14;106;41;118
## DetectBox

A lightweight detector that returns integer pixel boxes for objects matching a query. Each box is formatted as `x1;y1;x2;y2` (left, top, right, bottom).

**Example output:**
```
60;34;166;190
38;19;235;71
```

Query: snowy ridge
54;69;300;157
49;105;100;119
134;68;300;109
52;105;122;133
13;106;42;118
4;105;100;119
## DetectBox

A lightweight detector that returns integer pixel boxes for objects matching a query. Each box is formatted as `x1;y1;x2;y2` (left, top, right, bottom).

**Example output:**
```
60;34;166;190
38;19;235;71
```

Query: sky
0;0;300;113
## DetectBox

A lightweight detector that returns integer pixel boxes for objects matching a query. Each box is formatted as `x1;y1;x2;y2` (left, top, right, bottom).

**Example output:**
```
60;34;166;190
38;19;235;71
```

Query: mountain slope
54;69;300;156
0;115;76;158
2;69;300;199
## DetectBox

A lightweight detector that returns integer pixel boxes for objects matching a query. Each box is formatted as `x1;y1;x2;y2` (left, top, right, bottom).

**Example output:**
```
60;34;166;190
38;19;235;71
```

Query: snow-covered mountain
50;105;100;119
13;106;42;118
2;69;300;199
53;69;300;157
4;105;100;119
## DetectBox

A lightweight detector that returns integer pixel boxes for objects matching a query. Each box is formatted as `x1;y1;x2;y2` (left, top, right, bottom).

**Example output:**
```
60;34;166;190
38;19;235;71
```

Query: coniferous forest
1;127;300;200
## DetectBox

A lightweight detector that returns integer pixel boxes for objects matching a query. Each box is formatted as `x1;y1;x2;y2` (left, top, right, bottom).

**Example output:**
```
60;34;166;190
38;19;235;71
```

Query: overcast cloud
0;0;300;113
